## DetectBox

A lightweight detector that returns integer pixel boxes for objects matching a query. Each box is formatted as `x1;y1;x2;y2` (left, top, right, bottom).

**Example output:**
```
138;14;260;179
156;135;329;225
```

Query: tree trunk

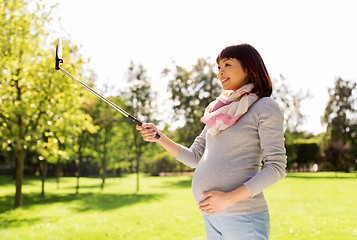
101;168;105;190
75;132;86;194
75;159;81;194
14;76;26;208
100;129;108;190
40;160;48;197
100;158;106;190
56;160;61;190
15;149;26;208
133;129;140;192
136;155;140;192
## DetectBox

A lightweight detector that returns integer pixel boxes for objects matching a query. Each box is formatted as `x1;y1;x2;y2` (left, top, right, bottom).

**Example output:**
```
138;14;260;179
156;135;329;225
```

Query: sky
47;0;357;134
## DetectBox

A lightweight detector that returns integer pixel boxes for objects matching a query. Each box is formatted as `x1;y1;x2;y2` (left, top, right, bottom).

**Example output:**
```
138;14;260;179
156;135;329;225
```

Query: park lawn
0;172;356;240
266;172;357;240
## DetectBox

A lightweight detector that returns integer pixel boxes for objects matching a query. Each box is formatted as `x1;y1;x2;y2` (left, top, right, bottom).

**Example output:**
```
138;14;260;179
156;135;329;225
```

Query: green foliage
323;78;356;139
285;132;321;170
321;78;357;171
0;0;97;206
83;91;128;187
165;57;221;145
121;61;158;191
123;61;158;122
295;142;319;168
142;151;191;176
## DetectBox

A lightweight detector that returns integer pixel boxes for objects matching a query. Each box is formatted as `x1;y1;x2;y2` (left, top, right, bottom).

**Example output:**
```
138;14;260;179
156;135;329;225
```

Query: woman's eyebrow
218;58;230;66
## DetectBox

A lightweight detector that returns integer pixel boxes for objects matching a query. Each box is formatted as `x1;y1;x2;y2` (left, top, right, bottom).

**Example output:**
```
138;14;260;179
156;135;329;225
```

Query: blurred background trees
120;61;158;191
1;0;356;208
165;57;221;146
321;78;357;171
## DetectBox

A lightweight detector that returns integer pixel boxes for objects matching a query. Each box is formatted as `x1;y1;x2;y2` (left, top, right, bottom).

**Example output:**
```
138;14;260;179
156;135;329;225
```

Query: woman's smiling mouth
220;78;229;84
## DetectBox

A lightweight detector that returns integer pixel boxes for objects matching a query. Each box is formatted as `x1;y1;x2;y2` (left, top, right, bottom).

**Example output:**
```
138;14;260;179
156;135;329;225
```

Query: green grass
0;172;356;240
266;172;357;240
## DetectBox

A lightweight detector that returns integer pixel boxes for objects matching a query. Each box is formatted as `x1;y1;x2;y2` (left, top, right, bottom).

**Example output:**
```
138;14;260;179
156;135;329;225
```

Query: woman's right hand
136;123;161;142
136;123;180;157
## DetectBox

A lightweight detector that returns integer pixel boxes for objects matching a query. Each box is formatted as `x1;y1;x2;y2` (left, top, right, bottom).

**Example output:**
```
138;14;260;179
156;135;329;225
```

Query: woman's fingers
136;123;160;142
198;202;214;214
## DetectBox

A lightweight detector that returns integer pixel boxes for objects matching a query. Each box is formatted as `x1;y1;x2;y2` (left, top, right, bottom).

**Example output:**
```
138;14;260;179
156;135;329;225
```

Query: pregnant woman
137;43;287;240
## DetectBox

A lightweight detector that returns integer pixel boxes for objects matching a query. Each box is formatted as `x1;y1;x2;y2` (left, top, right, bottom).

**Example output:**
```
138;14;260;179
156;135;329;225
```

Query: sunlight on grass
0;175;204;240
0;172;356;239
265;172;357;240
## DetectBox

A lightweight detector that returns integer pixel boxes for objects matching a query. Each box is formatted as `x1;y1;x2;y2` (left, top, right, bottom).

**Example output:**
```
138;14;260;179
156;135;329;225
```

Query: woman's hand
198;185;252;215
136;123;161;142
198;191;235;215
136;123;180;158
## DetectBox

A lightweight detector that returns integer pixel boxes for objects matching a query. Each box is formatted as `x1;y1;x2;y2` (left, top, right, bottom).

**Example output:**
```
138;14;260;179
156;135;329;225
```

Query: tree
322;78;357;171
86;87;125;189
165;57;221;145
272;75;309;133
0;0;95;206
294;141;320;171
121;61;157;191
0;0;54;206
271;75;311;168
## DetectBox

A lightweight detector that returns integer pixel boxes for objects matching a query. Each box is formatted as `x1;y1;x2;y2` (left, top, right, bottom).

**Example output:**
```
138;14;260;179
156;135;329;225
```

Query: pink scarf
201;83;258;135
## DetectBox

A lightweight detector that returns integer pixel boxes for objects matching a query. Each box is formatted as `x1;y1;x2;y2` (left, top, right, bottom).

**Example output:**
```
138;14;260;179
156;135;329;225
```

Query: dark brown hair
216;44;272;97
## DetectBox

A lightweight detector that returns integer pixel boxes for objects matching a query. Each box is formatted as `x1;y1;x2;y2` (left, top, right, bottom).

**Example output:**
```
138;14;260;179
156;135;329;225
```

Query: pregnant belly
191;160;255;204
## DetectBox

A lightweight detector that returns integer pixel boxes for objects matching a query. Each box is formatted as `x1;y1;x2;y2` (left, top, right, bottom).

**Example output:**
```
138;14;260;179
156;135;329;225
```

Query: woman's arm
136;123;180;157
137;123;206;168
243;98;287;196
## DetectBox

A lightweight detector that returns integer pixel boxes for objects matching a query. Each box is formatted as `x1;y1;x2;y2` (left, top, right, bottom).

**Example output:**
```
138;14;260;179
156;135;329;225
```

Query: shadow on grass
0;176;42;187
60;184;106;190
0;192;164;214
0;192;164;229
162;178;192;189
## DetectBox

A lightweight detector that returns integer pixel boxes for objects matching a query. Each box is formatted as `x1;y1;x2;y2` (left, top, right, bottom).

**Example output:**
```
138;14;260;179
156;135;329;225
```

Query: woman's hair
216;44;272;97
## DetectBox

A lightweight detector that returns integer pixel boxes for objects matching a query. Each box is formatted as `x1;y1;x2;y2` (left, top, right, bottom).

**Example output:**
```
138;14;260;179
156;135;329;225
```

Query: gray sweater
176;97;287;215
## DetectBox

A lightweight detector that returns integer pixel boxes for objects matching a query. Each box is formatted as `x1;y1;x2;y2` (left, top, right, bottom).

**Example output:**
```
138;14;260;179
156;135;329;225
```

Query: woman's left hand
198;191;235;215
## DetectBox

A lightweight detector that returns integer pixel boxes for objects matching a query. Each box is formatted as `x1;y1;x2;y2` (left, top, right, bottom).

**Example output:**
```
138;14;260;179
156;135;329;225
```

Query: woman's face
217;58;248;91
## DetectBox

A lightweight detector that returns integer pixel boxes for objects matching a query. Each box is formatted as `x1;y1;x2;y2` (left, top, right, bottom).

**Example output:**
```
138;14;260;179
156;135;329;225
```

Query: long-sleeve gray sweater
175;97;287;215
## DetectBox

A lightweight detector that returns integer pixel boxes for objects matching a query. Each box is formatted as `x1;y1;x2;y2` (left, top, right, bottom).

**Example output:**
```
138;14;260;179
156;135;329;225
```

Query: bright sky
49;0;357;134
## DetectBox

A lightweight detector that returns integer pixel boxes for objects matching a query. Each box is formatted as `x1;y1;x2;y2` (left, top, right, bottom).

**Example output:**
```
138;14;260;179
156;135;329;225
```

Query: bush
286;140;320;171
142;152;192;176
